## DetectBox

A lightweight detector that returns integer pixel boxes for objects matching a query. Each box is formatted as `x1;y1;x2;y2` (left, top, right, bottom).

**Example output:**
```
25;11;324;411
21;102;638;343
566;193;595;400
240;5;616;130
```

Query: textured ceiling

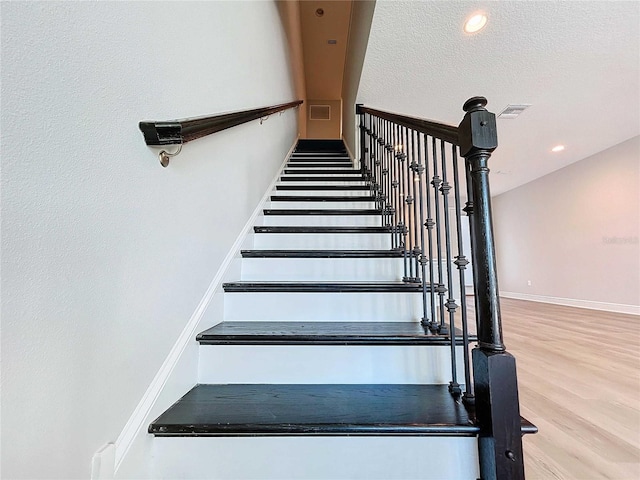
358;1;640;195
300;0;352;99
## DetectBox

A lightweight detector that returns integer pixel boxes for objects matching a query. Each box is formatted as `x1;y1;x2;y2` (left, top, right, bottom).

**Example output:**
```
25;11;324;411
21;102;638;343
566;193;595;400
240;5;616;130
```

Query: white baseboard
91;443;115;479
113;139;298;473
500;291;640;316
342;136;358;169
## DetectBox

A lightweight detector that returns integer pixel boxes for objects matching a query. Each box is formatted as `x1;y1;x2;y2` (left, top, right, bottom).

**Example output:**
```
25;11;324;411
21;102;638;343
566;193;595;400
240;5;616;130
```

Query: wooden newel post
458;97;525;480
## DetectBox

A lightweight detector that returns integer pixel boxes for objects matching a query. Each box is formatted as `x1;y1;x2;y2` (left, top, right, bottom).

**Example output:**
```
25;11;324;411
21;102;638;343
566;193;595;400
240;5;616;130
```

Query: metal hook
158;144;183;168
259;115;270;125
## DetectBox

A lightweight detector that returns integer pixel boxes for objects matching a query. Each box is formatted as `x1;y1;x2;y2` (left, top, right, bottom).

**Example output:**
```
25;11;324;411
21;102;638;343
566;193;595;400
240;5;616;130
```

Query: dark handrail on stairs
139;100;303;166
357;98;525;480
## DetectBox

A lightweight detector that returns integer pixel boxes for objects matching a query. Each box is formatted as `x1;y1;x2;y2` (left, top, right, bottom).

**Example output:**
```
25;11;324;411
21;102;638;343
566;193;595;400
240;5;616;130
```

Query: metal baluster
440;139;461;395
374;116;382;214
402;127;416;282
463;153;479;333
451;144;474;404
403;126;416;282
398;126;409;279
431;137;448;335
422;135;438;330
411;129;421;282
391;123;400;250
414;132;429;323
383;119;392;241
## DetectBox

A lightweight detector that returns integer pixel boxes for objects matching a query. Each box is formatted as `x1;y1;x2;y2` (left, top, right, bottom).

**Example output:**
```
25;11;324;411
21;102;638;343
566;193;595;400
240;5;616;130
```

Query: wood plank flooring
497;298;640;479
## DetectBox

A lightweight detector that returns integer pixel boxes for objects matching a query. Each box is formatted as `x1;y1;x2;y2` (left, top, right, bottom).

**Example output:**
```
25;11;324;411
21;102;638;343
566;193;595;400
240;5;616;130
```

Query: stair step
284;169;360;175
263;209;380;216
149;384;473;437
197;321;474;345
287;163;354;168
222;281;426;293
276;184;369;191
254;226;390;234
280;176;365;182
241;249;404;258
288;158;351;163
150;384;539;437
270;195;374;202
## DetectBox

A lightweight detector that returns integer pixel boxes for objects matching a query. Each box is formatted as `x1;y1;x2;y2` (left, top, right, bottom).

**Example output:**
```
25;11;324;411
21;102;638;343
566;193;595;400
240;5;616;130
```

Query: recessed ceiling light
464;13;488;34
551;145;565;153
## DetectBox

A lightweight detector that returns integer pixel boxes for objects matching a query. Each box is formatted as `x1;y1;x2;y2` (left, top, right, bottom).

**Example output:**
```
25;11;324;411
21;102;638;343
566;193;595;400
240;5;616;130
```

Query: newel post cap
458;96;497;157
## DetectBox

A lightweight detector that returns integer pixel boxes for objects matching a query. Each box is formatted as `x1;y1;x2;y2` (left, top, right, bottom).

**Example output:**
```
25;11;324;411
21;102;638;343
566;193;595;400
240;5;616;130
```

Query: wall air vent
310;105;331;121
498;104;532;119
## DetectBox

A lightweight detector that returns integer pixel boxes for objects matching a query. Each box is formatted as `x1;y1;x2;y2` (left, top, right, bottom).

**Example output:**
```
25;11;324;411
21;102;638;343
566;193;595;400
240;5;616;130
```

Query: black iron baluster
384;119;393;241
414;131;429;325
404;127;417;283
422;135;438;330
413;130;422;282
391;123;400;250
451;144;474;404
398;126;409;280
439;139;461;396
431;137;448;335
374;116;383;215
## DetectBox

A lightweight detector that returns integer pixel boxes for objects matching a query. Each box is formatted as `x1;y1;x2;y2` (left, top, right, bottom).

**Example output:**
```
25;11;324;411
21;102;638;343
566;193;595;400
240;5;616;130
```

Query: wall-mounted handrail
357;97;526;480
139;100;303;166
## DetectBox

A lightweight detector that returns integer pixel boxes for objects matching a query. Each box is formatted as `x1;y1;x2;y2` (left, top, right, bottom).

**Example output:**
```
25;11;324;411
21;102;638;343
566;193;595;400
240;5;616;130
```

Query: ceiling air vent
310;105;331;121
498;104;531;119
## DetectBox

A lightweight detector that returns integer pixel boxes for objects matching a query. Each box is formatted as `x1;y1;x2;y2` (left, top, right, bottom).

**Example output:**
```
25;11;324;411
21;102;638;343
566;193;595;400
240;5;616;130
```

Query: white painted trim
342;135;357;169
113;139;298;472
500;291;640;316
91;443;115;479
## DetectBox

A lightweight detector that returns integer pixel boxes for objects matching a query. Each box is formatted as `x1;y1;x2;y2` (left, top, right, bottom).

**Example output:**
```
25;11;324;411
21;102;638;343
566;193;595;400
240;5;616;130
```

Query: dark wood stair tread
287;163;354;168
263;209;380;216
254;226;391;234
284;169;360;175
270;195;374;201
222;281;426;293
149;384;537;437
280;176;366;182
276;185;369;191
197;321;475;345
149;384;474;436
288;158;351;162
241;249;404;258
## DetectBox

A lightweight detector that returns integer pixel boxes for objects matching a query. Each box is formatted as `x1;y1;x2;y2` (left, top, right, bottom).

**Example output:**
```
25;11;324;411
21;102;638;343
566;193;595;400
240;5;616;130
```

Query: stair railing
357;97;525;480
139;100;303;167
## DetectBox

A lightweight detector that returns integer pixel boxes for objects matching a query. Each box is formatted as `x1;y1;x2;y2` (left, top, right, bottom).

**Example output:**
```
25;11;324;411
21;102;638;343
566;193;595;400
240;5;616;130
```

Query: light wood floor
497;298;640;479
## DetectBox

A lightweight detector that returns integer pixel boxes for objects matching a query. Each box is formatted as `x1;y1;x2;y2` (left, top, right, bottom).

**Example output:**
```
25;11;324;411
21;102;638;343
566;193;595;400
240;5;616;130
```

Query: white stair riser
150;437;480;479
198;345;467;384
253;233;391;249
224;291;423;321
286;165;355;170
267;201;377;209
276;180;368;187
241;257;403;281
282;173;362;178
272;189;372;197
260;214;380;226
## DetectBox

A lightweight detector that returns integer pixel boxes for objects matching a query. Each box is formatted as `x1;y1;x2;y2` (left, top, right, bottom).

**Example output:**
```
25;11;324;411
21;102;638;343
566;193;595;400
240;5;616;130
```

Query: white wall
0;2;297;479
493;136;640;312
342;0;376;158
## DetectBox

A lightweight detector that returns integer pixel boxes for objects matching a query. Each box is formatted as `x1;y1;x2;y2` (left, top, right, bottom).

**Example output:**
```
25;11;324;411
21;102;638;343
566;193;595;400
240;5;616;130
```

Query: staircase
145;139;533;479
